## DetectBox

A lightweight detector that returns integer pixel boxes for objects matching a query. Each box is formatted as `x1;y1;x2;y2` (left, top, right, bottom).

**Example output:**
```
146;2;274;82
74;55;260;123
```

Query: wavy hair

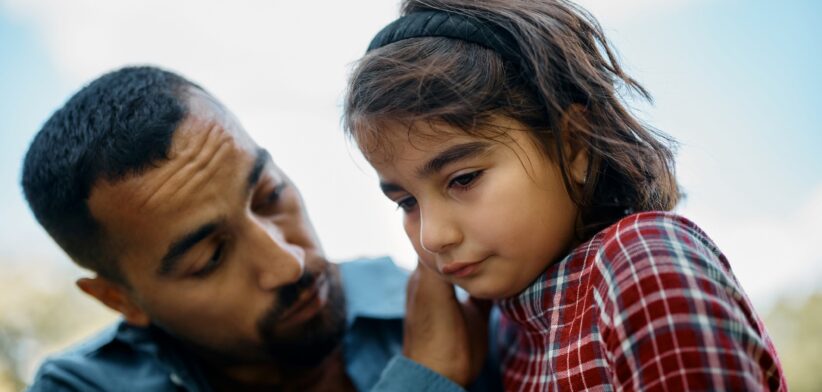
345;0;680;239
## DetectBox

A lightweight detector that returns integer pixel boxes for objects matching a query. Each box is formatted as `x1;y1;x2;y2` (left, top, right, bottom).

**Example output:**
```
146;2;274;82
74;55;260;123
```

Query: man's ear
559;104;590;185
76;276;151;327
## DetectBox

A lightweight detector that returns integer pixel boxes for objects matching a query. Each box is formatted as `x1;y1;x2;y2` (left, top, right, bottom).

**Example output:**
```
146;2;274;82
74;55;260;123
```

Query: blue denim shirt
29;257;500;391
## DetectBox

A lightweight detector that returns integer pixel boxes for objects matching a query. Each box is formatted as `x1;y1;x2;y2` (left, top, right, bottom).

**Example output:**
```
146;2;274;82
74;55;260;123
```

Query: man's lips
440;260;484;278
277;273;329;326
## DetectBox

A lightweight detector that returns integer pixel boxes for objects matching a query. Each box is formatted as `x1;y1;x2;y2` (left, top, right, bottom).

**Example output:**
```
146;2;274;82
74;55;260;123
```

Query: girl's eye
192;241;225;278
395;196;418;213
449;171;483;189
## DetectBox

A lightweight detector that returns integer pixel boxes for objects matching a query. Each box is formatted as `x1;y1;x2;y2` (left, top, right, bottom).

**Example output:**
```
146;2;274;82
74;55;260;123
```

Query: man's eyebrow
247;147;272;192
379;182;404;195
158;221;221;276
417;141;492;178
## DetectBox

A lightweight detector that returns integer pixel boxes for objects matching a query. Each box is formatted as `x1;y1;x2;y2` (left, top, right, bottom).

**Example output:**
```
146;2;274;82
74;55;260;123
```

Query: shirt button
170;373;184;386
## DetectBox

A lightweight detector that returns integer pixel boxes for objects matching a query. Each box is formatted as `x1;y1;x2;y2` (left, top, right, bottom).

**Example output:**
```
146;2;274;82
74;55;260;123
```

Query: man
22;66;499;391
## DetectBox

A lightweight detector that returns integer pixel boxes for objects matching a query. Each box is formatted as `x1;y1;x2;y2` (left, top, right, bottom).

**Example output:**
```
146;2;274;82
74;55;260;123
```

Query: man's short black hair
21;66;198;282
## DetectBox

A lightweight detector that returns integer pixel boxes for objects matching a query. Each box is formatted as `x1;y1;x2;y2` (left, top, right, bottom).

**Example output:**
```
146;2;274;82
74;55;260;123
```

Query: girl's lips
440;260;483;277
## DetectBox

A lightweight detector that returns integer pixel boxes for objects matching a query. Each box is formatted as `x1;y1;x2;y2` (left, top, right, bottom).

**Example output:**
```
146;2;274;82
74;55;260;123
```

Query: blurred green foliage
765;292;822;391
0;264;115;391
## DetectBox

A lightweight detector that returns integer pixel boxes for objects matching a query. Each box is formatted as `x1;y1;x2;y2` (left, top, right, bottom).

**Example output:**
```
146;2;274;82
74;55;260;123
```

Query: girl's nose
419;203;462;254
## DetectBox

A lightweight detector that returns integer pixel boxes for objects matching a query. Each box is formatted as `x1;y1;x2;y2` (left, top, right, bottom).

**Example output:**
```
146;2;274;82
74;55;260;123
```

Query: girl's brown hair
344;0;679;240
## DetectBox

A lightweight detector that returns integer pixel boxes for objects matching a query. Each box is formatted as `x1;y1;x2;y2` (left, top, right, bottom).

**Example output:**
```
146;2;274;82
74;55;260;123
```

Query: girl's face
363;117;581;299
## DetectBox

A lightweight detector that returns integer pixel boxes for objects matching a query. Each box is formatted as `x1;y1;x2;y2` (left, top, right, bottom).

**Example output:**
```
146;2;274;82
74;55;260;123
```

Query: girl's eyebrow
417;141;492;178
378;141;493;197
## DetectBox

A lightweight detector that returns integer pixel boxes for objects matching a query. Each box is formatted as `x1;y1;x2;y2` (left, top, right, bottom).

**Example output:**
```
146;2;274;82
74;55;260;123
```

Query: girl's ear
76;276;151;327
560;104;590;185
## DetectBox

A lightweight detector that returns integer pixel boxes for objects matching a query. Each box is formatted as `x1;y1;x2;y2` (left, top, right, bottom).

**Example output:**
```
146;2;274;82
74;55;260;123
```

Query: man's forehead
86;105;261;244
172;92;254;154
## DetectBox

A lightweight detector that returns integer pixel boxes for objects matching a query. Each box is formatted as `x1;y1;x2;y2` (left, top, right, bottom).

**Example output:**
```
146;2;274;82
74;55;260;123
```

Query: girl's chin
455;277;524;300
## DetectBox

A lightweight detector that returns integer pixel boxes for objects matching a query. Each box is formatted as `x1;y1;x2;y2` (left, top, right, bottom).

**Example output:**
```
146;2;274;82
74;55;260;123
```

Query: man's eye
253;182;287;213
191;242;225;278
449;171;483;189
395;197;418;213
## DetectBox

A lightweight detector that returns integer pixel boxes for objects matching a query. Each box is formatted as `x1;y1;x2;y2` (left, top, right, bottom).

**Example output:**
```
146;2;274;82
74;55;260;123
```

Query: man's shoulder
30;324;118;390
339;256;410;283
338;256;409;321
29;322;188;391
48;322;122;359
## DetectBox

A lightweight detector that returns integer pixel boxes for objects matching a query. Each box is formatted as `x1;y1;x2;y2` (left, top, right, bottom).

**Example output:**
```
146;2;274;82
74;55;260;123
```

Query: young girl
345;0;785;390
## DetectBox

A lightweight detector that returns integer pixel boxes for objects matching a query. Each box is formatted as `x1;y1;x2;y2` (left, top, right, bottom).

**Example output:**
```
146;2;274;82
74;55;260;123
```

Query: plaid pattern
496;212;785;391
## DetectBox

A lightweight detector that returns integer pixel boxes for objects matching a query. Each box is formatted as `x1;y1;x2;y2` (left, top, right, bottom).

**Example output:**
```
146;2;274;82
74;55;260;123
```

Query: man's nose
247;217;305;290
419;202;462;254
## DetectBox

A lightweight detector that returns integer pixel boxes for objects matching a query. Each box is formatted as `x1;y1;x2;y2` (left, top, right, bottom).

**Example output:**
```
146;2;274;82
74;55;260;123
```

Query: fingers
403;261;473;385
413;260;459;303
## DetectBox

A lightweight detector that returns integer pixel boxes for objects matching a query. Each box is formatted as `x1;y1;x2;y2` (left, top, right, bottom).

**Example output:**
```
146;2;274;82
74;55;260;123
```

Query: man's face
87;89;346;366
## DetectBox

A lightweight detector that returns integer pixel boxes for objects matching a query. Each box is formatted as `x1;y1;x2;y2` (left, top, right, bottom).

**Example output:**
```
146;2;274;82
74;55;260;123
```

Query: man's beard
256;260;348;368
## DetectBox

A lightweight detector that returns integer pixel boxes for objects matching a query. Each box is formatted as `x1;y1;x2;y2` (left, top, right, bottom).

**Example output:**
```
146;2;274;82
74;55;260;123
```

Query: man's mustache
267;268;320;320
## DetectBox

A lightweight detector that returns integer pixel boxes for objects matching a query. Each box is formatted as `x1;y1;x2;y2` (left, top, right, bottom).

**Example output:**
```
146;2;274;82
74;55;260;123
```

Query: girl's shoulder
594;211;720;259
584;211;732;287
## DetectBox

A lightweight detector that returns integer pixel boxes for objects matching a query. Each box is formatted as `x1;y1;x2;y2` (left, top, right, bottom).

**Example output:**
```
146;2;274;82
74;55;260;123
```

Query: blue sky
1;0;820;310
628;0;822;214
0;8;69;261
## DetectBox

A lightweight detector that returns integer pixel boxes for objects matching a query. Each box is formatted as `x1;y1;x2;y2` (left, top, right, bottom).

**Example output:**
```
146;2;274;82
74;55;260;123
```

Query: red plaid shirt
496;212;785;391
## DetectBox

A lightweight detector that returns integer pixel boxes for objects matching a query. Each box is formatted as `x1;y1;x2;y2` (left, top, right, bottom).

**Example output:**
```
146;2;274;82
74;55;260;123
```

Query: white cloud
680;185;822;311
576;0;701;22
1;0;700;91
2;0;411;263
1;0;399;106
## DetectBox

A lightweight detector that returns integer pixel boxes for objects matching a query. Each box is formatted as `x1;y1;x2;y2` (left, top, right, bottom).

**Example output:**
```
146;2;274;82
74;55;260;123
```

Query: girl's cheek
418;255;445;281
404;217;429;261
412;240;436;267
404;217;441;273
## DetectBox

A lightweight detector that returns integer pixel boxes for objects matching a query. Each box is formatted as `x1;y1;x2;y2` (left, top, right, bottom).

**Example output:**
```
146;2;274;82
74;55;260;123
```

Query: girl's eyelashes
395;196;418;212
191;241;226;278
391;170;484;212
448;170;484;190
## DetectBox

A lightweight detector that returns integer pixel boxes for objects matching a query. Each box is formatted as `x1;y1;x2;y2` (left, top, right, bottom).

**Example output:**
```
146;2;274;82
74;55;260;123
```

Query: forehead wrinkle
170;136;237;206
137;120;231;213
85;118;223;232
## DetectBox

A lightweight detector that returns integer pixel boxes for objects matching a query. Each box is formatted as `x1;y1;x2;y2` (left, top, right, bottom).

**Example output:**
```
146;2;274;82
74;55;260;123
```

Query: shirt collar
338;256;407;325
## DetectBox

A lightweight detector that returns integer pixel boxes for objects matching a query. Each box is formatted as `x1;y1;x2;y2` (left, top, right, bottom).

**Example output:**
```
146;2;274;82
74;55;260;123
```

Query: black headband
367;10;522;66
368;9;593;107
